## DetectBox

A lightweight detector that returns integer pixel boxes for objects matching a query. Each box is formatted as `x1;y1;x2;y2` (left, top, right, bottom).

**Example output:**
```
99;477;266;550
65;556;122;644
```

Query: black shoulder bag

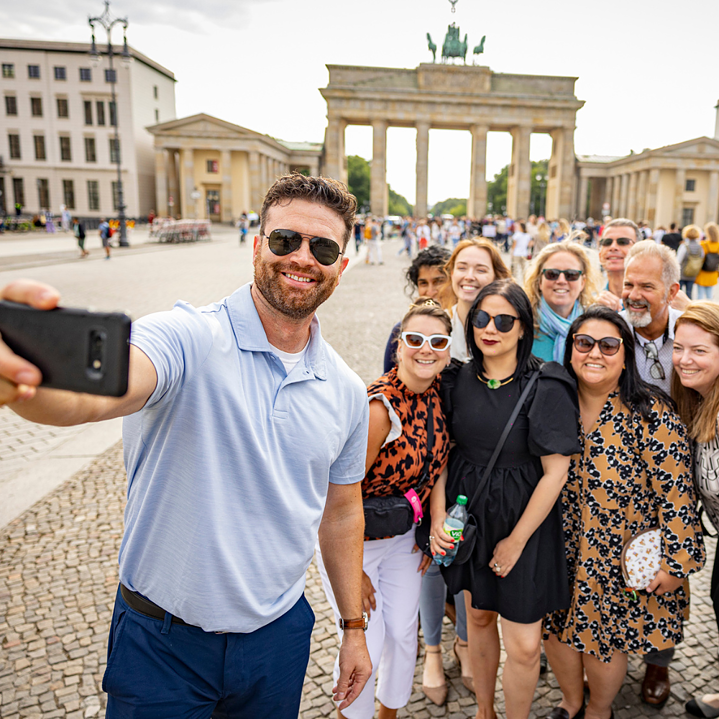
363;400;434;539
415;370;540;563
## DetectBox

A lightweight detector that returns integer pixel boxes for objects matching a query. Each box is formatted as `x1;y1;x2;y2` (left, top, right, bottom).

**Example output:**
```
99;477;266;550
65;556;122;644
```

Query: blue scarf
539;296;583;362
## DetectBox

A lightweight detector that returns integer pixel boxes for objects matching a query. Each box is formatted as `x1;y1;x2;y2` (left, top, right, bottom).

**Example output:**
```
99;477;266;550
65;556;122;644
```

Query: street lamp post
89;1;130;247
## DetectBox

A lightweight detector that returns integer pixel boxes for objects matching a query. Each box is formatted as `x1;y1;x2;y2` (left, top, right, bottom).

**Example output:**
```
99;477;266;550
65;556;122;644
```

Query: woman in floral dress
544;305;705;719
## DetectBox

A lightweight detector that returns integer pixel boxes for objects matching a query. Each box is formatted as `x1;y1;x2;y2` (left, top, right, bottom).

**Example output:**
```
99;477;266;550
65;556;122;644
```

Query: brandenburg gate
320;64;584;219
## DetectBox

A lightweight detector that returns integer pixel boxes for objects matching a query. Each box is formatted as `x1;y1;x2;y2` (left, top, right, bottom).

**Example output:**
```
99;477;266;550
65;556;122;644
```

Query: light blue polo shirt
120;283;369;633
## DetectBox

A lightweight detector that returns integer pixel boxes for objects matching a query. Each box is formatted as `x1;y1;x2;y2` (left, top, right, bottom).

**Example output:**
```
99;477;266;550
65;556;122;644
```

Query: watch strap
340;613;367;630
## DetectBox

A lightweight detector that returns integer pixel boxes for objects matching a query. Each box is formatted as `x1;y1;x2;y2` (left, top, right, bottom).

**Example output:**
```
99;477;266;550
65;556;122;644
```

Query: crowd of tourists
320;215;719;719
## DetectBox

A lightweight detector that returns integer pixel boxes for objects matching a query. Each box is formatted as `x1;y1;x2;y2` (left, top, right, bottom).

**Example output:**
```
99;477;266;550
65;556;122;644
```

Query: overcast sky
3;0;719;206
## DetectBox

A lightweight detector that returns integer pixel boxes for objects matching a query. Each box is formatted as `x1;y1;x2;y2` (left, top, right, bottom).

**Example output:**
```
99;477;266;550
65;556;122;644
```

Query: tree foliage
486;159;550;217
430;198;467;217
487;166;508;215
389;188;413;216
346;155;413;216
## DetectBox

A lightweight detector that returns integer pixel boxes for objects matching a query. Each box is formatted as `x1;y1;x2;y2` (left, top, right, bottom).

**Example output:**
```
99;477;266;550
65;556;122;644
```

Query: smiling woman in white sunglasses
316;298;452;719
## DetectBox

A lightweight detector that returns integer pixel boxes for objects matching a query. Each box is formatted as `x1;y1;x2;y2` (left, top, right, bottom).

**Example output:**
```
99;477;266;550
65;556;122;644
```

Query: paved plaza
0;230;717;718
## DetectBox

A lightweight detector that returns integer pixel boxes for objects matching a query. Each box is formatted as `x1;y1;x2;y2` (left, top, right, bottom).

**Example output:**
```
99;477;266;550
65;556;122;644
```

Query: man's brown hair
260;172;357;249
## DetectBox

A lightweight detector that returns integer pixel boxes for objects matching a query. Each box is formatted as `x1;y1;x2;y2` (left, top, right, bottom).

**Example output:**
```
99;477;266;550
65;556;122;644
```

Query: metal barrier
151;219;211;243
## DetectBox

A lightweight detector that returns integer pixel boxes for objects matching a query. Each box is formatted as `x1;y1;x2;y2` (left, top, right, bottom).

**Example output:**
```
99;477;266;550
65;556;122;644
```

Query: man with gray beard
619;240;681;396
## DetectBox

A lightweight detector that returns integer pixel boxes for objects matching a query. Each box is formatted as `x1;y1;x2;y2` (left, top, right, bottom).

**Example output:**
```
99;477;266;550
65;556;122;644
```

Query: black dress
440;360;580;624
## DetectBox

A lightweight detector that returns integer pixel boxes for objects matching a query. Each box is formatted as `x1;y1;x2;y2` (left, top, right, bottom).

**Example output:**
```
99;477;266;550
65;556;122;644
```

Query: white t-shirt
270;341;309;374
512;232;532;257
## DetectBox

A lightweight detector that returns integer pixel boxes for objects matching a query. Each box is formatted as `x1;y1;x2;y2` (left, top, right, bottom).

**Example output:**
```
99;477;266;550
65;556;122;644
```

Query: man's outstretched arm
318;481;371;711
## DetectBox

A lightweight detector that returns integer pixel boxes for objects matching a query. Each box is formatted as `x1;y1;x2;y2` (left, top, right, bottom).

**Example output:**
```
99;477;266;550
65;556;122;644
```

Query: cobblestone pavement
1;236;718;717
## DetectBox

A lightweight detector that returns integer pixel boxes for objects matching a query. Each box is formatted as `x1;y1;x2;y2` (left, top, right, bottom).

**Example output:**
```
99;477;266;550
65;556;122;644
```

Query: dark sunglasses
401;332;452;351
542;268;583;282
573;334;623;356
264;229;343;266
471;310;520;333
599;236;633;247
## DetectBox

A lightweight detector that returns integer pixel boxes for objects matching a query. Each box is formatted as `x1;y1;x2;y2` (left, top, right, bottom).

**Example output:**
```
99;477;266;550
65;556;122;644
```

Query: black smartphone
0;300;131;397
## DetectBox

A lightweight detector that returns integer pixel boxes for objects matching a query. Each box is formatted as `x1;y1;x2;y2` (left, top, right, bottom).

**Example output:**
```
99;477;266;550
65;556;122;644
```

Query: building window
28;65;40;79
0;177;5;214
112;181;120;210
13;177;24;208
60;136;72;161
2;64;14;79
37;178;50;209
57;98;69;118
85;136;96;162
682;207;695;226
105;68;117;84
154;108;159;122
109;138;121;164
109;101;117;126
8;134;21;160
30;97;43;117
206;160;219;173
34;135;46;160
153;85;158;99
685;179;696;192
54;66;66;81
84;100;93;125
79;67;92;82
5;95;17;116
96;101;105;126
87;180;100;211
62;179;75;209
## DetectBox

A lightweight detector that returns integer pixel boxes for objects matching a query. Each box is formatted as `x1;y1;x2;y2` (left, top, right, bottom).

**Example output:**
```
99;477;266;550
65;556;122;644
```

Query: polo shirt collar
226;283;327;380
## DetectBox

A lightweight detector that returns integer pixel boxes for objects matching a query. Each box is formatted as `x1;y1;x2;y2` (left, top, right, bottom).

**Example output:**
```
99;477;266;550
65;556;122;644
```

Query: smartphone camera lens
87;330;106;380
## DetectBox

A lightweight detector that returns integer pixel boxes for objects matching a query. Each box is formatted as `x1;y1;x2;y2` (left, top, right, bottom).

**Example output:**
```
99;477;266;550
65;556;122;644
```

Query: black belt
120;584;190;625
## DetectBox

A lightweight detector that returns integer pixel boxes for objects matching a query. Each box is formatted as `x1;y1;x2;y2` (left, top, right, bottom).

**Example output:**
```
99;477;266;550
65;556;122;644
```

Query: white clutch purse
620;527;662;595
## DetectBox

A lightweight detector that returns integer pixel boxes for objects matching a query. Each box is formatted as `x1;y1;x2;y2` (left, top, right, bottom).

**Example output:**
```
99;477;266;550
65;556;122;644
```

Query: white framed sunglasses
400;331;452;351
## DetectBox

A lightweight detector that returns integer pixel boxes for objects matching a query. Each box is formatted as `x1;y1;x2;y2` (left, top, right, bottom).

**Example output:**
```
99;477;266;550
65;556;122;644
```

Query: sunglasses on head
471;310;520;333
573;334;623;356
542;268;583;282
401;331;452;351
264;229;343;266
599;236;633;247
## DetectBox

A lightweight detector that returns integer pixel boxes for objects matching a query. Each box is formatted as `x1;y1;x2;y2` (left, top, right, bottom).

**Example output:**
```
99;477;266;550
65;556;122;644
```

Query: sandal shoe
686;697;719;718
453;636;474;693
422;647;447;706
545;704;585;719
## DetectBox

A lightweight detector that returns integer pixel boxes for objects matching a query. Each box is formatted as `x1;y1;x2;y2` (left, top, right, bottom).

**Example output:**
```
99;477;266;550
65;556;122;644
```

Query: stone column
371;118;388;217
249;150;262;212
708;170;719;224
167;150;179;217
604;177;614;216
673;168;686;226
154;148;168;218
577;175;589;219
618;173;628;217
507;125;531;219
546;127;575;219
645;168;660;226
220;149;232;223
627;172;638;221
415;121;430;218
323;114;345;182
182;148;195;219
636;171;648;222
468;124;488;218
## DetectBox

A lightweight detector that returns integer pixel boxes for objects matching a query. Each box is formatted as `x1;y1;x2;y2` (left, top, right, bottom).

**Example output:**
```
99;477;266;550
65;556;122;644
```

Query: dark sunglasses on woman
542;268;583;282
573;334;623;356
263;229;343;266
471;310;519;333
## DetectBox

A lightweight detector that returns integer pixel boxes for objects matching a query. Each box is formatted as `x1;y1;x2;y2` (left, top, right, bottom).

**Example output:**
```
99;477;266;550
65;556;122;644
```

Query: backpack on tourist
702;248;719;273
682;241;705;278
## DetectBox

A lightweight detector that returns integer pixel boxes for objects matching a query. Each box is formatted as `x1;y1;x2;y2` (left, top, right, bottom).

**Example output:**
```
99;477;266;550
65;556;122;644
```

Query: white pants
368;239;383;264
316;529;423;719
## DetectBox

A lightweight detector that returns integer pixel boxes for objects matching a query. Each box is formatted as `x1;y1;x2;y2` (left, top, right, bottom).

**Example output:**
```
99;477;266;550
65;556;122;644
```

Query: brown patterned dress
544;392;706;661
363;367;450;541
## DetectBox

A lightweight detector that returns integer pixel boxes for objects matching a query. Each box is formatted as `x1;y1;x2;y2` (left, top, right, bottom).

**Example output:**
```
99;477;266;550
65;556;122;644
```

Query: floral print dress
545;392;705;661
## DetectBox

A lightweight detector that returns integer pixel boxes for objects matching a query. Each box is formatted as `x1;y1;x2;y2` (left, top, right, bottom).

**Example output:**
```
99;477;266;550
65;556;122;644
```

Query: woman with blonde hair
552;218;571;243
676;224;705;299
524;241;600;363
533;221;551;255
695;223;719;301
672;302;719;717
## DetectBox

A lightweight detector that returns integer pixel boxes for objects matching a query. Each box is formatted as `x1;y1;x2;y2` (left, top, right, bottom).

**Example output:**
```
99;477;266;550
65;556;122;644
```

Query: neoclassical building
148;114;321;221
576;135;719;227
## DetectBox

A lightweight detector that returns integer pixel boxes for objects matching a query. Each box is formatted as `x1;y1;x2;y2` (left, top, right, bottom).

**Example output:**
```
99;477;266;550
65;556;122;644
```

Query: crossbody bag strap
404;398;435;525
480;370;540;484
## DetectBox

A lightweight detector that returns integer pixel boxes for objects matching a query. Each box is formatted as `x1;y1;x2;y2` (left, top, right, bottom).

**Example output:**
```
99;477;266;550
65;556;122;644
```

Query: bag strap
480;370;540;484
412;399;434;493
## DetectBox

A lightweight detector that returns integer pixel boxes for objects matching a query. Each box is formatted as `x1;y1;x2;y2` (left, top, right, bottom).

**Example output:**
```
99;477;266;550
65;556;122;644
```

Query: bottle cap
456;494;467;506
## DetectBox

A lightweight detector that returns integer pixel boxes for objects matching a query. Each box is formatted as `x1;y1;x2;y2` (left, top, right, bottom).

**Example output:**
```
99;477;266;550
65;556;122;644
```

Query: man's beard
253;254;339;320
624;299;653;328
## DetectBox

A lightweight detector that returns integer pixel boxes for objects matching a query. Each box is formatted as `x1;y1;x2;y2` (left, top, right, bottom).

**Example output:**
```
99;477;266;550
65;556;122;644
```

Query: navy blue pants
103;585;314;718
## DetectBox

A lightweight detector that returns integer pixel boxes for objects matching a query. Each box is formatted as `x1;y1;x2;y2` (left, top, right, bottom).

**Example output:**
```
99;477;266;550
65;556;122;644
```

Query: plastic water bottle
435;495;468;567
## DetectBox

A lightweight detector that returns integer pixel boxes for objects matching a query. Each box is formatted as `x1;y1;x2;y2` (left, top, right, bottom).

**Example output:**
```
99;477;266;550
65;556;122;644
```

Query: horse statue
472;35;486;63
441;23;468;64
427;32;437;63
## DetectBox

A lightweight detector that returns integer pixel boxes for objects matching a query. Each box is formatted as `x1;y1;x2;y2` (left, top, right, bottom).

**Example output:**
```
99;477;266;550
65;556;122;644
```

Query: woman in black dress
429;279;580;719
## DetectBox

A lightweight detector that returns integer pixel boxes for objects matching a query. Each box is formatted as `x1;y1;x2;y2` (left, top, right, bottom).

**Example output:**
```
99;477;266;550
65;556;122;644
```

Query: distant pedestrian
98;218;112;260
676;225;705;298
45;211;56;233
60;205;72;232
695;222;719;300
368;218;383;265
73;217;89;258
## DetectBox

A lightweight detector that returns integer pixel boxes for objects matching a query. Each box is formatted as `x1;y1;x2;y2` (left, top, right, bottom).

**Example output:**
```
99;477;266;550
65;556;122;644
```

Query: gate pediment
417;63;491;93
